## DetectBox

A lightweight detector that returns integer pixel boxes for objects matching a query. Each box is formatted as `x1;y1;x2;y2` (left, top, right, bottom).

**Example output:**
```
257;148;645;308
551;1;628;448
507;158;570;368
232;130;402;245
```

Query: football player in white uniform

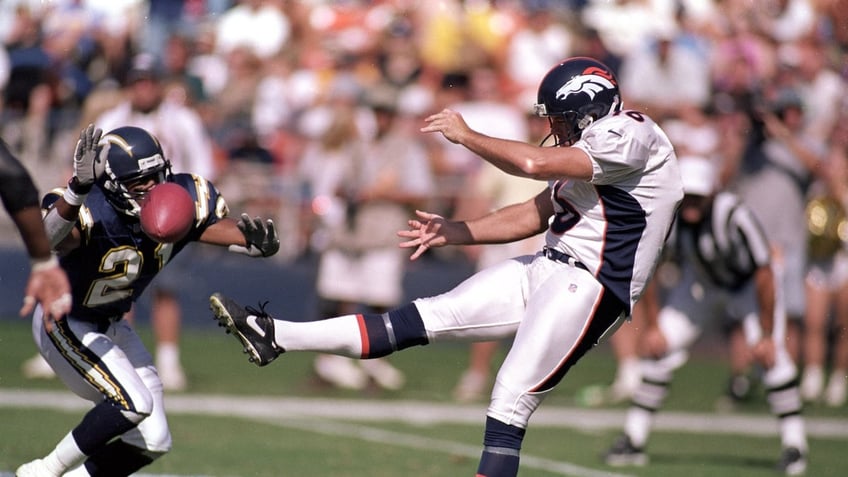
209;57;683;477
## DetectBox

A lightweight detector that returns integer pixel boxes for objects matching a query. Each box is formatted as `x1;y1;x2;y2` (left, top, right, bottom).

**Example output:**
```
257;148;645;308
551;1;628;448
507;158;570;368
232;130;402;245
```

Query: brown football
139;182;195;243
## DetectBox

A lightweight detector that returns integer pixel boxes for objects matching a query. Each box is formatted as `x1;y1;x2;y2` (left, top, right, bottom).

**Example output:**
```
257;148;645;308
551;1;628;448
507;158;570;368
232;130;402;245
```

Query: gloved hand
229;213;280;257
68;124;105;195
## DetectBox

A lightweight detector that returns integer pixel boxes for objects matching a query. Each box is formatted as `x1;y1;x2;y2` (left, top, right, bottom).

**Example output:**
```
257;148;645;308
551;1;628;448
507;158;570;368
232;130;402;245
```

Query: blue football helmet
534;57;622;146
99;126;172;216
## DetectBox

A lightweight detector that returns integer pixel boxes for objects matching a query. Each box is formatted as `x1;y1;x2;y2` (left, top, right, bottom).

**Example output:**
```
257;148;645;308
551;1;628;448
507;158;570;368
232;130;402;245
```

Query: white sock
43;432;85;475
623;407;653;448
275;315;364;356
156;342;181;369
780;415;808;452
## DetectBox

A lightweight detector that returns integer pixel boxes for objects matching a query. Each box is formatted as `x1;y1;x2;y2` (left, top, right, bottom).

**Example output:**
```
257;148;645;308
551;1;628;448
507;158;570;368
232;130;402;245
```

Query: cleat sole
210;296;269;367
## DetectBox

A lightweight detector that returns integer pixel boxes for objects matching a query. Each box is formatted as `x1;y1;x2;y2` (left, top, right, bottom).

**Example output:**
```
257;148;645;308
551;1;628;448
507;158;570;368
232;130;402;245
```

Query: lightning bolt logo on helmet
556;66;617;102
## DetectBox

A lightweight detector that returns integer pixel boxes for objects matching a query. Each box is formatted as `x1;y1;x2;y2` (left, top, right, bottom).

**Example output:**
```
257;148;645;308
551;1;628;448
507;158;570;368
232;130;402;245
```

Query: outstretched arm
398;188;552;261
421;109;593;181
200;213;280;258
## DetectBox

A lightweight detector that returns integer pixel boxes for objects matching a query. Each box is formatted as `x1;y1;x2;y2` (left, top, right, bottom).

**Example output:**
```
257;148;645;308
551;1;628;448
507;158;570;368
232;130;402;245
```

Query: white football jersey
544;110;683;313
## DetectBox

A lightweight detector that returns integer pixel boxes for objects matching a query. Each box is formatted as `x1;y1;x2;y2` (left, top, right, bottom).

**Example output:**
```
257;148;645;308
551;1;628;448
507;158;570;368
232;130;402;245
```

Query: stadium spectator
618;24;712;122
307;83;434;391
214;0;291;61
800;107;848;407
726;87;827;376
504;3;573;107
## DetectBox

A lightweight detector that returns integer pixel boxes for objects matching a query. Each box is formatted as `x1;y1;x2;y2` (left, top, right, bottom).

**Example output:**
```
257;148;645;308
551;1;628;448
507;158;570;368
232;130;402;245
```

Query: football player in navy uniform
16;125;279;477
209;57;683;477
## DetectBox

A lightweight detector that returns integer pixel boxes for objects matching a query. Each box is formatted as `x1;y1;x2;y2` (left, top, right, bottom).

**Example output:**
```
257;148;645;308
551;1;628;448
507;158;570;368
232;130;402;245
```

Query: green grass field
1;319;845;477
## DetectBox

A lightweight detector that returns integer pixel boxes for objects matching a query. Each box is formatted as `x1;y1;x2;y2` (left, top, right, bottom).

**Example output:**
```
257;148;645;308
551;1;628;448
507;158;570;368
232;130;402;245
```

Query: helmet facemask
102;156;170;217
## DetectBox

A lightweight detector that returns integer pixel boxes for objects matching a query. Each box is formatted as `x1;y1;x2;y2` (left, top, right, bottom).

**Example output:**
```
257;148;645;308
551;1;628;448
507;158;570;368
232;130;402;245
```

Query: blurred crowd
1;0;847;397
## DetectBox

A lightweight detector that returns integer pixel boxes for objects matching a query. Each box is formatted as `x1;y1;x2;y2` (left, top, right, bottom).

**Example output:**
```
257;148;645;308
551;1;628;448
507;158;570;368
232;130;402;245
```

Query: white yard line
3;389;846;477
2;389;846;438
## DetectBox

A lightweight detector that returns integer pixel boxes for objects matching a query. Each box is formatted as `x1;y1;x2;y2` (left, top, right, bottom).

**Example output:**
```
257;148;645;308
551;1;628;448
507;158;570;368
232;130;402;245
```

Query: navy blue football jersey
43;173;228;322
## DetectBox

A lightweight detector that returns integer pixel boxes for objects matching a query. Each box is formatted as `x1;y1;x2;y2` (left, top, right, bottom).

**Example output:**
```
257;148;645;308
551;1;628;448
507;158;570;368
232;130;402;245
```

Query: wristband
228;244;263;257
63;187;88;207
31;255;59;272
68;176;93;194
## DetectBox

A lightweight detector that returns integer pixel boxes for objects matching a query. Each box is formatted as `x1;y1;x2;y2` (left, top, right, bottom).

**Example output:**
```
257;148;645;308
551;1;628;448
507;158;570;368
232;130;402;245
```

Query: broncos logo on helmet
556;67;617;103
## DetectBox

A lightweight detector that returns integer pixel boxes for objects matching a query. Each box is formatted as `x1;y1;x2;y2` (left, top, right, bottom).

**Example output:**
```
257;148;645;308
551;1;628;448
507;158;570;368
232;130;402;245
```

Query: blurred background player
722;88;826;402
800;106;848;407
604;156;808;476
17;124;278;477
305;83;433;391
0;137;71;327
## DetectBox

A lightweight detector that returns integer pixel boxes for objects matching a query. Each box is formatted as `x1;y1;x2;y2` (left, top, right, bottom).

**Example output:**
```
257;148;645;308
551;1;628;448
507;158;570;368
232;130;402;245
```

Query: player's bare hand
420;109;471;144
21;258;71;333
397;210;453;261
752;336;776;369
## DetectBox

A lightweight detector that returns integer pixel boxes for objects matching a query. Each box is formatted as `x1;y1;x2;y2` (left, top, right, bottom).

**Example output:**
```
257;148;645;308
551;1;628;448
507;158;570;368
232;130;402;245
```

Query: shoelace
245;300;271;318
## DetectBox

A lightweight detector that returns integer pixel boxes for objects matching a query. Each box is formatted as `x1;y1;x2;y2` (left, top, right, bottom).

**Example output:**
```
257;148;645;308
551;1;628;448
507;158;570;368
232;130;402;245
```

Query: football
139;182;195;243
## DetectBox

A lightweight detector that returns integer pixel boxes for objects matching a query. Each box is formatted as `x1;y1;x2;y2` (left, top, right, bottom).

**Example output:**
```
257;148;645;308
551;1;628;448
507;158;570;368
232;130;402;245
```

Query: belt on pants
542;246;589;272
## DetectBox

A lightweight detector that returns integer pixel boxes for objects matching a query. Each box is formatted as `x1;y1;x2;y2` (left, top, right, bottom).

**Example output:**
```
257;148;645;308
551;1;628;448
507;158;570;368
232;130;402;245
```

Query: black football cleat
210;293;282;366
777;447;807;476
604;434;648;467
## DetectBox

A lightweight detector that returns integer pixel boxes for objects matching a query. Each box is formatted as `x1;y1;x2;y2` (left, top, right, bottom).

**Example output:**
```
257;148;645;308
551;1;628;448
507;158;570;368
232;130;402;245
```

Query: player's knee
141;431;172;454
360;303;428;358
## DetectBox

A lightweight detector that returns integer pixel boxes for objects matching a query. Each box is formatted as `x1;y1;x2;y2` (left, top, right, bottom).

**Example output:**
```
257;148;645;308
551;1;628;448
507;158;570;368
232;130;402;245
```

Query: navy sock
84;440;156;477
71;401;141;455
476;416;525;477
359;303;428;358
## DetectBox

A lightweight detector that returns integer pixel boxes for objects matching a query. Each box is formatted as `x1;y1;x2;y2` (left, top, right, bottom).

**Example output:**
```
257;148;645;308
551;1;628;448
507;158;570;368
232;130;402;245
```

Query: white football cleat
157;364;187;392
800;366;823;402
360;358;405;391
824;371;846;407
453;369;488;402
314;355;368;390
16;459;58;477
22;354;56;380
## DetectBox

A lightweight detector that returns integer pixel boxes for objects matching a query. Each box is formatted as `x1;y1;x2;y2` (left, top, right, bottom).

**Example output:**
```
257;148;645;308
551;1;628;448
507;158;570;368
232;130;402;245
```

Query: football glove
229;213;279;257
68;124;105;195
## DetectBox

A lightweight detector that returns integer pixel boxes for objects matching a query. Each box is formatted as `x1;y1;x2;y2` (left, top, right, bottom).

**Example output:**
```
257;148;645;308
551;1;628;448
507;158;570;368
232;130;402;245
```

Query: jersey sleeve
573;113;653;185
171;173;229;241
